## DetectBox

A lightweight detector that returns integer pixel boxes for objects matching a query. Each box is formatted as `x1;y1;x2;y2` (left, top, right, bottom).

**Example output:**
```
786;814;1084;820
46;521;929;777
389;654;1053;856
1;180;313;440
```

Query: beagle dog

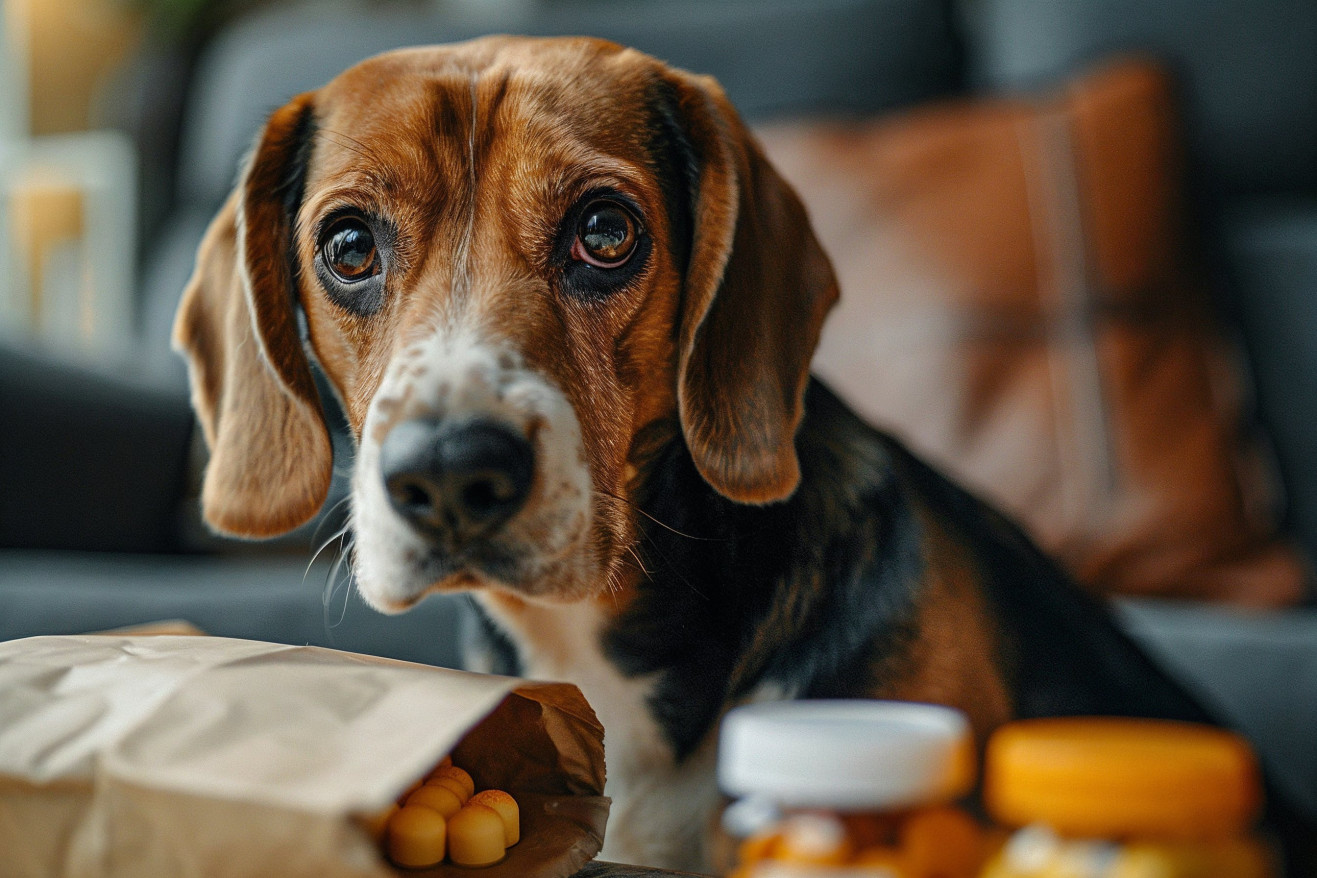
174;37;1311;874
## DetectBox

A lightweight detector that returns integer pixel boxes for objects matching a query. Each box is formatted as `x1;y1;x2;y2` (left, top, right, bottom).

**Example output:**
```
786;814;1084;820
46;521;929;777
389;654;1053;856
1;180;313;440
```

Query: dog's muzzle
380;417;535;549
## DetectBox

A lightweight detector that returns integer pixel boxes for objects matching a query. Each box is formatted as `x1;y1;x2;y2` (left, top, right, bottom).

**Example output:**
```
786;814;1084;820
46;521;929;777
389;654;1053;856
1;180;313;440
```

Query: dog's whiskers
624;544;653;578
301;500;358;640
621;520;708;601
305;526;351;583
592;488;711;598
309;495;353;554
321;532;358;634
593;489;722;542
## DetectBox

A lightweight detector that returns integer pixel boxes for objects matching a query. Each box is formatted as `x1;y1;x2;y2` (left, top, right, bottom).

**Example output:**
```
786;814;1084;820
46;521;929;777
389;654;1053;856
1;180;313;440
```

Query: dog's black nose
380;418;535;543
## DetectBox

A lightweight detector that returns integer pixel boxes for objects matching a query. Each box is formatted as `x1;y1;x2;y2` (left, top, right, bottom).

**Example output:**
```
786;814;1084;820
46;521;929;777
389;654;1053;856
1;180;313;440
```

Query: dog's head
174;36;837;610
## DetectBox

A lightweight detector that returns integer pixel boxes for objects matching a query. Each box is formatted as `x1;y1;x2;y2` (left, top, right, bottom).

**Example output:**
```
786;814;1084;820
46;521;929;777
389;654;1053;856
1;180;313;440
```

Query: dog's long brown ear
659;72;839;504
172;94;332;538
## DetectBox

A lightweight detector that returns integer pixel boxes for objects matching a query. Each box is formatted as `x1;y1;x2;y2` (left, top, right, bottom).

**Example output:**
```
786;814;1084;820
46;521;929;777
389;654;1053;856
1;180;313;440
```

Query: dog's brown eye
573;201;638;268
322;217;378;282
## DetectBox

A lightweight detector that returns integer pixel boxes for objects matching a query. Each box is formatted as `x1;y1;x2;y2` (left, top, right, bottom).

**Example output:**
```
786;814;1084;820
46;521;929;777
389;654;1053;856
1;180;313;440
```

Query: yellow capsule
854;845;911;875
433;765;476;801
406;783;463;819
469;789;520;846
426;774;470;804
448;802;507;867
397;777;424;806
773;813;853;866
386;805;447;869
736;830;780;865
900;806;984;878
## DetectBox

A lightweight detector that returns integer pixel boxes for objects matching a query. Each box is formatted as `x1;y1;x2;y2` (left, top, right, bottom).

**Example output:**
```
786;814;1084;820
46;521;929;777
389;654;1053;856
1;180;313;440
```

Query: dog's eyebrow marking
445;73;481;316
467;73;478;219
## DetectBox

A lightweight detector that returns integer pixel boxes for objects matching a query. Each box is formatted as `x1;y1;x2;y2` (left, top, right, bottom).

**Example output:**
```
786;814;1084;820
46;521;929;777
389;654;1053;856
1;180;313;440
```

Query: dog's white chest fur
476;598;720;872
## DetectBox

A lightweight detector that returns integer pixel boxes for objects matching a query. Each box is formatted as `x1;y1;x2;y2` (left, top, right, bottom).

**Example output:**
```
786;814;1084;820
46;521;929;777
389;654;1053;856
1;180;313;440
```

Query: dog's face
174;37;836;610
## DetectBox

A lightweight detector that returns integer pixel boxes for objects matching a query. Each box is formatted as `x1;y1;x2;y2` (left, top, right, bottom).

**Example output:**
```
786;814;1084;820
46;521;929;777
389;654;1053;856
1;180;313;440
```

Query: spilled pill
387;805;447;868
406;784;463;819
469;789;520;846
426;774;470;804
448;802;507;867
433;765;475;801
381;756;521;869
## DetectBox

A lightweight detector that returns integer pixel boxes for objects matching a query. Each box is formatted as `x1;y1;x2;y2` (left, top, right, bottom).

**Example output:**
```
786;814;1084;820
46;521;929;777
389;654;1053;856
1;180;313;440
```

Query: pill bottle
981;718;1275;878
718;700;985;878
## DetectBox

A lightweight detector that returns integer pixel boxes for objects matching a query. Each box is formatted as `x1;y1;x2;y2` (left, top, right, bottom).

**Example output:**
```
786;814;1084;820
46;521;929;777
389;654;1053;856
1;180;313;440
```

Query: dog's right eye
557;193;651;301
321;217;379;283
573;201;640;268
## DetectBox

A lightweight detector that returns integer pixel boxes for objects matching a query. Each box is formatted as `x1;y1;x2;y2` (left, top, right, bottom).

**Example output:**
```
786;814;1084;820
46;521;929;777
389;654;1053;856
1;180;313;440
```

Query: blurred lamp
0;0;140;360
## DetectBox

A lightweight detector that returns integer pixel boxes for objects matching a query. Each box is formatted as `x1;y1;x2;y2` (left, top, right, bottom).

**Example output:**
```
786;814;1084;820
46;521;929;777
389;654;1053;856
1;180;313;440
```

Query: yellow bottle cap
985;718;1262;841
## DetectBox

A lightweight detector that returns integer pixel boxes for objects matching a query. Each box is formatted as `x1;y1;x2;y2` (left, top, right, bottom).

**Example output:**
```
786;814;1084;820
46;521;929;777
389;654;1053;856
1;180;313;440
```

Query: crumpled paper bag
0;635;608;878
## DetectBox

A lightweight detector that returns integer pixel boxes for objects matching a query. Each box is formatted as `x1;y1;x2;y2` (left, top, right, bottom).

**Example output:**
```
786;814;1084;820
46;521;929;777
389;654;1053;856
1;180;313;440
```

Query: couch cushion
760;60;1309;604
963;0;1317;199
177;0;959;208
0;550;465;668
1222;202;1317;570
0;343;194;552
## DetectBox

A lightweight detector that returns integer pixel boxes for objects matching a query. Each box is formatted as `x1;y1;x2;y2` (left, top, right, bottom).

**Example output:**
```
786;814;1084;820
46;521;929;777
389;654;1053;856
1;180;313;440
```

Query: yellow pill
386;805;447;868
397;777;424;806
424;754;453;780
434;765;476;800
470;789;520;846
406;783;463;819
448;802;507;867
736;830;780;866
426;774;470;804
774;813;853;865
900;806;984;878
853;846;910;876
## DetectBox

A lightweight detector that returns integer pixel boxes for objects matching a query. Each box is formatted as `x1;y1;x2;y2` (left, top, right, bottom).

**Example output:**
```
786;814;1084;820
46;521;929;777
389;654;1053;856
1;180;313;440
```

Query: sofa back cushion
177;0;960;209
762;60;1310;605
964;0;1317;199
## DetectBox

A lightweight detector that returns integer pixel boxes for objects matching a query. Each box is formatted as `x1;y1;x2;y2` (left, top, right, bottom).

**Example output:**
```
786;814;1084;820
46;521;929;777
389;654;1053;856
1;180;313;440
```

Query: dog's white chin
352;542;603;614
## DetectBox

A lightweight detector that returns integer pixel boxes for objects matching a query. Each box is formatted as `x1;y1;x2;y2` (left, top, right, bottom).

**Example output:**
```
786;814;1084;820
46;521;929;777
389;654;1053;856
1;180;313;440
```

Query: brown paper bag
0;635;608;878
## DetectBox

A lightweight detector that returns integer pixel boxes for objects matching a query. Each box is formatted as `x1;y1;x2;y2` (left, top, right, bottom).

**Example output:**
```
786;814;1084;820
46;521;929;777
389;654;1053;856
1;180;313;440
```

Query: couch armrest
0;343;194;552
1118;598;1317;818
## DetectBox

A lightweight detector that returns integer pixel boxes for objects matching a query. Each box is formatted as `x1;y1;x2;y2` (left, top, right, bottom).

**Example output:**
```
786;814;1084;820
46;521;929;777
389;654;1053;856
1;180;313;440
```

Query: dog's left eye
320;217;379;283
572;200;639;268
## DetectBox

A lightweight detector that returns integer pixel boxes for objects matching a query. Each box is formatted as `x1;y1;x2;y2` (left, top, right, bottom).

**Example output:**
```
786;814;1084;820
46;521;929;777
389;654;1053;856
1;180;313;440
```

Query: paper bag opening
0;635;609;878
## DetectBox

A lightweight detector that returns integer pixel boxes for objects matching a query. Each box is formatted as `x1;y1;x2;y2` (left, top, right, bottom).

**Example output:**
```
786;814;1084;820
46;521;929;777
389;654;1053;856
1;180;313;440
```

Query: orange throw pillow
760;60;1308;605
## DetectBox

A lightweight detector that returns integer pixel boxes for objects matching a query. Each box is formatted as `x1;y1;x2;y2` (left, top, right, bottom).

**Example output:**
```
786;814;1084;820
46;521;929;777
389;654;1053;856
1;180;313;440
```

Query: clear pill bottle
718;700;985;878
981;718;1275;878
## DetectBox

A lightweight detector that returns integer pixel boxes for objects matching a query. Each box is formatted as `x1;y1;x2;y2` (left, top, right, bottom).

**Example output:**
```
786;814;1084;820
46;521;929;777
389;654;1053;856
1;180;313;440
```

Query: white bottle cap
718;700;973;810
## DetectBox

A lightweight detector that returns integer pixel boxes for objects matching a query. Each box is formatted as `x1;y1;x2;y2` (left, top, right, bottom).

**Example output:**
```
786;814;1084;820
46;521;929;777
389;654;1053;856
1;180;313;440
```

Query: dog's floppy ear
172;94;332;538
656;71;839;504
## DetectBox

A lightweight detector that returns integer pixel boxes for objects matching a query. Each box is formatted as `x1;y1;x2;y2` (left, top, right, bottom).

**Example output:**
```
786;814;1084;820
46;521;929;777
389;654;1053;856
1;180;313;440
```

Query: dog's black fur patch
606;380;1215;758
646;78;698;281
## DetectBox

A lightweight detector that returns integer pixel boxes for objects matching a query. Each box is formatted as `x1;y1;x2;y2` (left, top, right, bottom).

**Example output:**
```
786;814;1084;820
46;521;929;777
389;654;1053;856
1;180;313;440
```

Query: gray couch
2;0;1315;820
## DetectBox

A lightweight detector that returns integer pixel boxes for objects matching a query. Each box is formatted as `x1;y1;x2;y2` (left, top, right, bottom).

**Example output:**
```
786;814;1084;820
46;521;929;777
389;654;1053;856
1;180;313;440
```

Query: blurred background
1;0;1316;819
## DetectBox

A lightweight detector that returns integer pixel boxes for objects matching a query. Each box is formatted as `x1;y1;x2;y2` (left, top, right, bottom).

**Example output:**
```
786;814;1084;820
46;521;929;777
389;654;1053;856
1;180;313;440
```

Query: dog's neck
476;584;725;870
480;380;922;743
471;382;927;870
